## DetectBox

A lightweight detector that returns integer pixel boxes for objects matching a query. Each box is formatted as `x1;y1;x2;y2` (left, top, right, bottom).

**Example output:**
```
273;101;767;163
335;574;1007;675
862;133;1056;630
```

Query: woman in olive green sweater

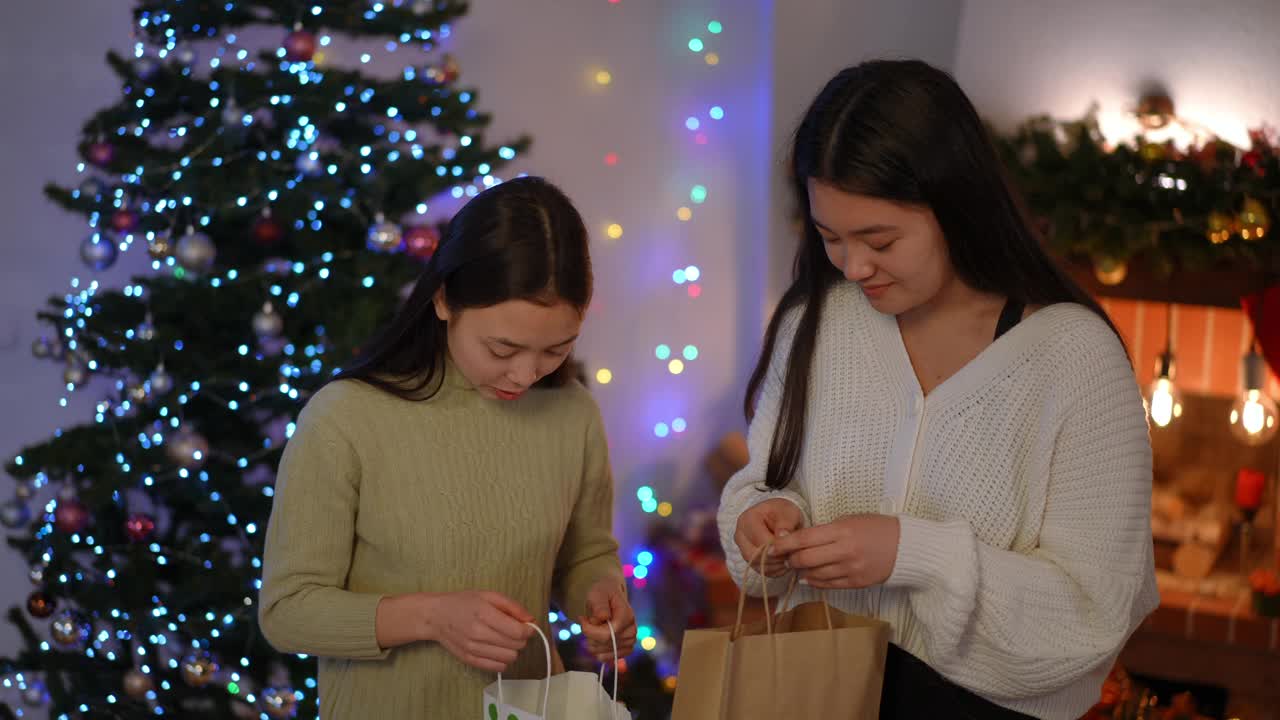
259;177;635;718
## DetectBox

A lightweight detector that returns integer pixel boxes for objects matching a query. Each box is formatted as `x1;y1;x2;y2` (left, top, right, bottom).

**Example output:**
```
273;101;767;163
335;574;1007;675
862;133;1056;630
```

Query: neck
898;274;1003;330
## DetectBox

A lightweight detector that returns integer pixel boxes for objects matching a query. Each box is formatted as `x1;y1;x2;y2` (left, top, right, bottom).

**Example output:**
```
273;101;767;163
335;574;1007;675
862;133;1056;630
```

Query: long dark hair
746;59;1122;491
334;176;592;400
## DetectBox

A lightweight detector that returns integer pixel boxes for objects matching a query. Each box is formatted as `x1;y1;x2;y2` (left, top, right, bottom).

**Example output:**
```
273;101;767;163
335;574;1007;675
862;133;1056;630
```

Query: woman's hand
734;499;806;577
579;579;637;663
771;514;900;589
419;591;535;673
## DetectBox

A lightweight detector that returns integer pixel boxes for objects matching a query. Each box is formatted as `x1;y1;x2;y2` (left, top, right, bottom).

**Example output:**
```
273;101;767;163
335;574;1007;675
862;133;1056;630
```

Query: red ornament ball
54;499;90;534
124;513;156;542
27;591;56;619
252;215;286;246
403;225;440;260
111;209;139;233
283;30;317;63
87;141;115;168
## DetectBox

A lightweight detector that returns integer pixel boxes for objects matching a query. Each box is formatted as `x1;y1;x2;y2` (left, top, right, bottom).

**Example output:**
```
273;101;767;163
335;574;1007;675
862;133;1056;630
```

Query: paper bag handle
496;622;552;718
595;619;623;719
732;541;833;640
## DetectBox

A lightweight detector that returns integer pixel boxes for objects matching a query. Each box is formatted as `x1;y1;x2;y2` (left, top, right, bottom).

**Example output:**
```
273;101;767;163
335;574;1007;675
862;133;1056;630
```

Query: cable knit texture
718;281;1158;720
259;361;623;719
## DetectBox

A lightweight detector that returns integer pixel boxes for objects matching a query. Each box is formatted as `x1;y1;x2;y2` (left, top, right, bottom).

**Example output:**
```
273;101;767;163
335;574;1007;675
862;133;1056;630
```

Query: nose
841;244;876;283
507;357;538;388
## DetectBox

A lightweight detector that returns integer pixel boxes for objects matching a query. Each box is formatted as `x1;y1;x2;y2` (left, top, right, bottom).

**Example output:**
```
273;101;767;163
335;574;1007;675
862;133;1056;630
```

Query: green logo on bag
487;702;498;720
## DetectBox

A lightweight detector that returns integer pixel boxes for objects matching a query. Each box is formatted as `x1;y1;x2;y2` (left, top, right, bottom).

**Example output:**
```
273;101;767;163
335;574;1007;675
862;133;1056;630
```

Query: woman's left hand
770;514;900;589
579;578;637;663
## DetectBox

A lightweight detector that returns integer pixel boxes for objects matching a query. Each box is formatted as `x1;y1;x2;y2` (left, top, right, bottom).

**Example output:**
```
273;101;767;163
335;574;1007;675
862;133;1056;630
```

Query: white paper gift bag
482;622;630;720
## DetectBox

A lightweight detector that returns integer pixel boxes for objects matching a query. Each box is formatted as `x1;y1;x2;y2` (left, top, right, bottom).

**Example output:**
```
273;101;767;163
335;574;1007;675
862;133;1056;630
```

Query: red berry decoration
111;209;139;233
124;513;156;542
403;225;440;260
87;141;115;168
252;214;286;246
54;499;90;534
283;30;317;62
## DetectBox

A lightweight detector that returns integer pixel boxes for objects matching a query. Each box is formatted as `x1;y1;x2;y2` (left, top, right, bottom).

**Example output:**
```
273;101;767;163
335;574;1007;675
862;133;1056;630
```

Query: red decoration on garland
125;513;156;542
283;30;317;63
54;499;90;534
403;224;440;260
110;209;139;233
252;214;286;246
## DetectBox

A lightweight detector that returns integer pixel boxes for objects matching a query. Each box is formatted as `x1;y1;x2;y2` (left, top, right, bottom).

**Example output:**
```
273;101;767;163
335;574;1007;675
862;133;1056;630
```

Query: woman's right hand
425;591;535;673
734;499;806;577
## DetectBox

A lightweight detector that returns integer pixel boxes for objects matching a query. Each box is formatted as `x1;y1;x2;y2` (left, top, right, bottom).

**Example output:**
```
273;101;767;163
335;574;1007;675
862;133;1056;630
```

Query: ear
432;287;451;323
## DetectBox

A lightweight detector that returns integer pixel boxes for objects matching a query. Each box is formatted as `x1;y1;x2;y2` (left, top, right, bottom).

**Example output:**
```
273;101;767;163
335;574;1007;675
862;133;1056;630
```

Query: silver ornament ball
133;56;161;79
29;565;46;585
80;231;119;271
1;498;32;529
166;429;210;469
367;218;403;252
32;337;53;358
175;46;198;66
252;303;285;338
295;150;324;176
149;366;174;395
261;687;299;718
63;364;88;387
78;177;106;198
175;230;216;272
22;683;46;706
123;669;154;700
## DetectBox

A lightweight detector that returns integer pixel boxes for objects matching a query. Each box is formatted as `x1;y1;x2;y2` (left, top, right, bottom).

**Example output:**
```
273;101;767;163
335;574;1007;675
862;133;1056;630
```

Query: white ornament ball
367;217;403;252
175;230;216;273
253;303;284;338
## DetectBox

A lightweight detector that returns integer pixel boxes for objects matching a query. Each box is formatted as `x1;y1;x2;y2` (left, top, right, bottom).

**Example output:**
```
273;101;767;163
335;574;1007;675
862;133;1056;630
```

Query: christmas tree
1;1;528;717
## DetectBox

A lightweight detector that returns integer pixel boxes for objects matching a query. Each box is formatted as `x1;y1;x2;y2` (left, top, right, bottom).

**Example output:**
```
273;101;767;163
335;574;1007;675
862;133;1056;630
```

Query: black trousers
878;644;1038;720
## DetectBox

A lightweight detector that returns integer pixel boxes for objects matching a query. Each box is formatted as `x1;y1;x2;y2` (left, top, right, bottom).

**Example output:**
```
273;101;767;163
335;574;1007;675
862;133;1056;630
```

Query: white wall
954;0;1280;147
0;2;137;704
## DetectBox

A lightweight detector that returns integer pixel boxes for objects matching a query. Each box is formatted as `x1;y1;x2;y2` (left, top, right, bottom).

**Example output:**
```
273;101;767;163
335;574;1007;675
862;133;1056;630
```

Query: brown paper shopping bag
670;546;890;720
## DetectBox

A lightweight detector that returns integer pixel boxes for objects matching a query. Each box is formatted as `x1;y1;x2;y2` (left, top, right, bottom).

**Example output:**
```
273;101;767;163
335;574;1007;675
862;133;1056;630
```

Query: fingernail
778;530;790;537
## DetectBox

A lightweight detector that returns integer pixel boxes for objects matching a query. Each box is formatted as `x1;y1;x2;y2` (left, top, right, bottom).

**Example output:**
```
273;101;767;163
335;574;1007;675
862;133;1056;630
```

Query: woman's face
808;179;954;316
434;293;582;401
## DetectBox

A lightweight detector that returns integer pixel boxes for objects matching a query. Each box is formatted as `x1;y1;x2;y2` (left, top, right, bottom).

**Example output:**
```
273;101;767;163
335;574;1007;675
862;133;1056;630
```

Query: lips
861;283;892;297
493;388;525;401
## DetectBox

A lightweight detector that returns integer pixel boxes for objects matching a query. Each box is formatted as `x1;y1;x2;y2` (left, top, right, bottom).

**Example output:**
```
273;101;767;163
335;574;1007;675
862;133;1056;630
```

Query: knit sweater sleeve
258;388;390;660
718;308;812;598
885;343;1159;699
553;394;625;620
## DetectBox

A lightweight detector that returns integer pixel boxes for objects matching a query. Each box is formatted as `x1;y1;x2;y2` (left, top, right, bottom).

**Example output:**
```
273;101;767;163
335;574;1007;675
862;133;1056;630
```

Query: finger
772;525;832;555
805;576;853;590
609;592;632;623
787;543;846;571
449;640;517;673
800;563;848;582
578;619;613;643
472;618;529;651
481;604;534;644
482;592;534;624
467;638;521;665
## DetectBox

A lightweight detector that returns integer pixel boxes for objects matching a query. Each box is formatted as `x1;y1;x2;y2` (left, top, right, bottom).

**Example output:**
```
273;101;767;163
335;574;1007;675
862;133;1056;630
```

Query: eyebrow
488;334;579;350
812;218;898;236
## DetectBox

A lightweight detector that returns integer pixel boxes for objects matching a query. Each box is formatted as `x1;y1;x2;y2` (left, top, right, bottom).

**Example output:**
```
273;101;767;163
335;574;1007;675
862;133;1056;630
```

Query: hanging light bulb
1147;304;1182;428
1228;346;1278;445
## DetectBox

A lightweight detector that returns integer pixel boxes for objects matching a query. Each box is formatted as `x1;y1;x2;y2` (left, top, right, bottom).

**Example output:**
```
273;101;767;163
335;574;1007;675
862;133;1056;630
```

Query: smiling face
433;292;583;401
807;178;955;316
